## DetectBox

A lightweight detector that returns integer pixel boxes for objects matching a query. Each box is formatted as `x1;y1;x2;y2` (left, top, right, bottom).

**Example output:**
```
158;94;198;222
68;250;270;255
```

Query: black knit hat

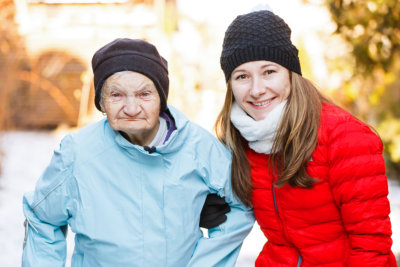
92;38;169;112
220;10;301;82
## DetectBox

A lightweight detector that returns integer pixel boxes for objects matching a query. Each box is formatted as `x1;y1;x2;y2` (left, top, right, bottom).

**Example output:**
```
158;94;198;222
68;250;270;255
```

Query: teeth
253;100;272;106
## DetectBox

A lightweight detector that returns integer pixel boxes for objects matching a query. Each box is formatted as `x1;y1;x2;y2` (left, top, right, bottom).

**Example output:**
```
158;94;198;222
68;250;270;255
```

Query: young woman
215;9;397;266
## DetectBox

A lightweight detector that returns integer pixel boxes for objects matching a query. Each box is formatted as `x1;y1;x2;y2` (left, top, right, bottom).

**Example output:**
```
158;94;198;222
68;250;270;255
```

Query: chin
253;115;265;121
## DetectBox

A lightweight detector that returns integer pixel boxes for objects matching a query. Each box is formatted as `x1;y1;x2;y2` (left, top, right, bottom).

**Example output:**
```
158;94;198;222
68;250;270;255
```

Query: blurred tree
316;0;400;176
0;0;27;173
0;0;27;128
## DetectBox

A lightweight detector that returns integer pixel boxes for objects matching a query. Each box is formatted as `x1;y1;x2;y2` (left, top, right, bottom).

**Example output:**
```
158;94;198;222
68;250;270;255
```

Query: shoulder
69;119;108;141
320;102;365;128
60;119;115;164
191;122;231;158
319;103;381;146
168;105;213;137
168;105;231;158
167;106;232;189
318;103;383;162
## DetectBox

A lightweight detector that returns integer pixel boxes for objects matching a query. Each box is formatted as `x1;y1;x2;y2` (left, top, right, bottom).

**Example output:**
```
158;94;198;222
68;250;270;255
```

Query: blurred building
11;0;177;128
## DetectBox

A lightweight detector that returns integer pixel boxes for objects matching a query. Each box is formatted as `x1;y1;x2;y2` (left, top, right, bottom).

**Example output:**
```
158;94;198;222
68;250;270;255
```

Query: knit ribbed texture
92;38;169;112
220;10;301;81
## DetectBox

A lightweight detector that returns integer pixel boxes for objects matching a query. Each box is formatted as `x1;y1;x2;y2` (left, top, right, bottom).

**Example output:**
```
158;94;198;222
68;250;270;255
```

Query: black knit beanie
92;38;169;112
220;10;301;82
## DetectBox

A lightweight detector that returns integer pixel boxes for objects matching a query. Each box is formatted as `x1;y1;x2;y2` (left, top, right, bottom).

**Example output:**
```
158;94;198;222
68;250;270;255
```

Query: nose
123;97;141;116
249;77;266;98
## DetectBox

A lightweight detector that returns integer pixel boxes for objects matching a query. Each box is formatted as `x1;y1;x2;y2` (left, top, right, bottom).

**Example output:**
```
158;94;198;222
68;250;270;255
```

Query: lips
253;100;272;106
250;97;276;107
119;117;142;121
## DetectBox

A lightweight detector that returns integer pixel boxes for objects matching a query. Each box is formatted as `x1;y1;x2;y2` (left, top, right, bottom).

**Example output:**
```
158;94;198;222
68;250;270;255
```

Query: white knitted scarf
230;100;286;154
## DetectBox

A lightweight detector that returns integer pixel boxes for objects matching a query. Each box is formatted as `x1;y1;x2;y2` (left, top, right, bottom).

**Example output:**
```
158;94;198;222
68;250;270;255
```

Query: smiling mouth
251;98;275;106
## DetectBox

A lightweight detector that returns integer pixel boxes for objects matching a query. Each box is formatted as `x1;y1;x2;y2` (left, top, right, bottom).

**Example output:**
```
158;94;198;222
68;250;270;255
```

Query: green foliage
327;0;400;76
320;0;400;174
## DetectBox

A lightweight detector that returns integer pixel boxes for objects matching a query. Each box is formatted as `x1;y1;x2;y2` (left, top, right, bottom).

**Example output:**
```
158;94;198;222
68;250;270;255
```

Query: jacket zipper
297;254;302;267
272;175;302;267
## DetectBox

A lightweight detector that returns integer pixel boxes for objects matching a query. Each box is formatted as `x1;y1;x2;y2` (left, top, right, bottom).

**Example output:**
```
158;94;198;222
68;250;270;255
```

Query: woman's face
102;71;161;145
230;60;291;121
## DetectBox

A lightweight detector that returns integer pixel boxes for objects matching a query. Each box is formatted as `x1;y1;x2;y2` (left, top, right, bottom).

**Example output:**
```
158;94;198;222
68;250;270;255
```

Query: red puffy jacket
248;103;397;267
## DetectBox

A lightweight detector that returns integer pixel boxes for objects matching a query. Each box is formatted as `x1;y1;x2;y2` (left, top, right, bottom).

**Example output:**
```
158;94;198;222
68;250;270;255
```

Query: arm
328;119;396;266
22;136;76;267
188;142;255;267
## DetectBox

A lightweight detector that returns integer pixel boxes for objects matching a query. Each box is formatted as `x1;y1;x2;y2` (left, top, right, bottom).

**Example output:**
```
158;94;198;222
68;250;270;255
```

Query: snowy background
0;131;399;266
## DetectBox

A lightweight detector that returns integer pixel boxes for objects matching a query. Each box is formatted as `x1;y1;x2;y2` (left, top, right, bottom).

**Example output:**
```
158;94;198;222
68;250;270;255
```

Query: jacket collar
107;105;190;156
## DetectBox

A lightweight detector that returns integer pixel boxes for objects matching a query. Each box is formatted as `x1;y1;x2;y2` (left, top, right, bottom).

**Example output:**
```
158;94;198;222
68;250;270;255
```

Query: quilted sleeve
327;116;396;266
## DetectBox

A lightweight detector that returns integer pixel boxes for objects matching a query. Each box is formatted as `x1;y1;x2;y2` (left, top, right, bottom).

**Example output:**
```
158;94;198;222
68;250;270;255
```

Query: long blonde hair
215;72;328;206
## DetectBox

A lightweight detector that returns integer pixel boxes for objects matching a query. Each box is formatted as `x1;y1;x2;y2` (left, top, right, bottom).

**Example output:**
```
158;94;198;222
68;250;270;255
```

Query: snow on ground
0;131;399;266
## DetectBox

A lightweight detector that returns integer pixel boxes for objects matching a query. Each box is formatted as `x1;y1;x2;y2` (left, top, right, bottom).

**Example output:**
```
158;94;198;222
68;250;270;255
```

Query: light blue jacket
22;105;254;267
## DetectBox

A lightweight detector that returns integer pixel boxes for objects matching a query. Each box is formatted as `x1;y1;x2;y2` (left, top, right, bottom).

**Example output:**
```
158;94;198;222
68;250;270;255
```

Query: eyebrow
232;69;246;75
103;85;121;94
105;83;156;93
232;63;278;74
260;63;278;68
135;84;157;93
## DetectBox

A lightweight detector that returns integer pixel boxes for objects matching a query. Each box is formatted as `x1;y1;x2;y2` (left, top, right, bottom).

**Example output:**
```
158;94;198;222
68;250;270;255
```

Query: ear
99;82;109;114
99;97;107;114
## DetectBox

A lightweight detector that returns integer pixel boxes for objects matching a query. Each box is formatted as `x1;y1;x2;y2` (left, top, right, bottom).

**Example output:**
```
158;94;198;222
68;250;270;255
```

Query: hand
199;194;231;229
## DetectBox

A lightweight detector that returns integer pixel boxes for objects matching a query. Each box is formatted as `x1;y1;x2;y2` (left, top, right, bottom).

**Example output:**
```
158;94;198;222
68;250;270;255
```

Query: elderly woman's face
102;71;161;146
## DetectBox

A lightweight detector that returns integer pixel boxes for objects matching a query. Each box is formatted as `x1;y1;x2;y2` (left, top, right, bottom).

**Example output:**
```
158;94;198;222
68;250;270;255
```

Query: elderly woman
22;38;254;267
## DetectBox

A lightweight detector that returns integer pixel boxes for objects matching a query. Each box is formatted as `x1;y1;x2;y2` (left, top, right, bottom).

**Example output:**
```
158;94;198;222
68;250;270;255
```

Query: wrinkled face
230;60;291;121
102;71;161;145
